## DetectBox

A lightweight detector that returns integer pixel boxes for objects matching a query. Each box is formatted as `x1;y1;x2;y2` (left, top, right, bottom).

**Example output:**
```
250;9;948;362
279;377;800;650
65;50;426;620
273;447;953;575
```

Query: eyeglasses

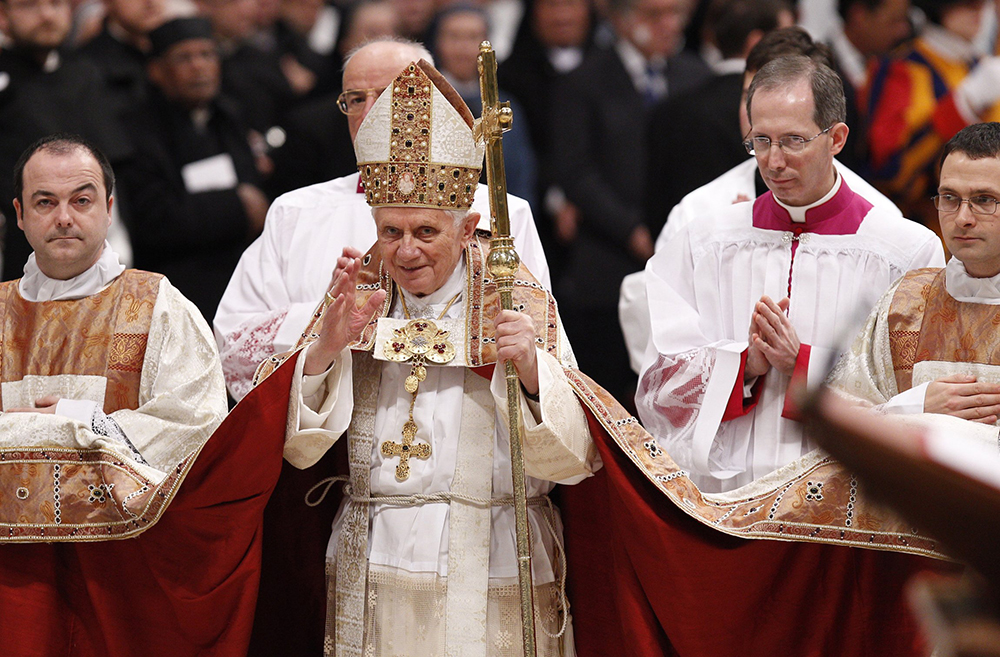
337;87;385;115
932;193;1000;215
743;126;834;155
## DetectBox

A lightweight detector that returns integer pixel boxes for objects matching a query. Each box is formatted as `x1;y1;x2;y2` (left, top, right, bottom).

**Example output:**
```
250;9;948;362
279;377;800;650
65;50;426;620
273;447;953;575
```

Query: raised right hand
303;247;387;375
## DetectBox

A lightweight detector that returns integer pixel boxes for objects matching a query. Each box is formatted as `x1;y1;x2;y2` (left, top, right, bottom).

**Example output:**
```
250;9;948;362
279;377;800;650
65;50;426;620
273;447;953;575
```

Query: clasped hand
746;295;800;380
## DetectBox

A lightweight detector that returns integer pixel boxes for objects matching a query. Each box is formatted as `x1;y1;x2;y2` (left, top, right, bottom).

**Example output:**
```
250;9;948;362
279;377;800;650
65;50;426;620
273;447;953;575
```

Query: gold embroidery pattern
561;367;946;560
357;63;479;210
109;333;148;373
887;268;1000;388
0;271;160;414
0;448;193;540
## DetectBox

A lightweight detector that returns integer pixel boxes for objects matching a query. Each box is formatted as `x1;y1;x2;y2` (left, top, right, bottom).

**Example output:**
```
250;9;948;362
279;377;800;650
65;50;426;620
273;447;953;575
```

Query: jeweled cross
380;419;431;481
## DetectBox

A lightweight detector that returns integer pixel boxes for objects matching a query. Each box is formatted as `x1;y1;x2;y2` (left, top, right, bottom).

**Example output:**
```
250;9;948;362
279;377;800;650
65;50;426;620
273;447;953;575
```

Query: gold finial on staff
478;40;537;657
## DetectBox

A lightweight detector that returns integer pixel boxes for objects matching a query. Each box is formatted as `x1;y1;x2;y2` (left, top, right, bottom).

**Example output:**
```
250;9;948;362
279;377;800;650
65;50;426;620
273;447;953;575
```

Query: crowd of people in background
2;0;998;399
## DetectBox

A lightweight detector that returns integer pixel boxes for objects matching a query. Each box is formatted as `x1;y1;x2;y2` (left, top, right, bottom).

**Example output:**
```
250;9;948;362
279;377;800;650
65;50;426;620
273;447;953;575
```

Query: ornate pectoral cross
380;318;456;481
380;419;432;480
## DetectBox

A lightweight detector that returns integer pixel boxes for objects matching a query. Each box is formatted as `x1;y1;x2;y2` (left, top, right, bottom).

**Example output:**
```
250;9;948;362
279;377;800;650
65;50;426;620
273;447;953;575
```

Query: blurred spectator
116;17;267;319
499;0;596;277
830;0;913;171
481;0;524;61
430;4;537;206
194;0;306;136
550;0;709;403
332;0;399;71
866;0;1000;227
392;0;434;40
254;0;340;97
0;0;131;280
67;0;104;44
645;0;792;235
263;0;401;196
77;0;170;124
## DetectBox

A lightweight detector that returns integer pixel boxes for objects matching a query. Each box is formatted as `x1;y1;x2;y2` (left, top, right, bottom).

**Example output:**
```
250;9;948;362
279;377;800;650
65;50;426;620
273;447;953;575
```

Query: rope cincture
305;475;571;639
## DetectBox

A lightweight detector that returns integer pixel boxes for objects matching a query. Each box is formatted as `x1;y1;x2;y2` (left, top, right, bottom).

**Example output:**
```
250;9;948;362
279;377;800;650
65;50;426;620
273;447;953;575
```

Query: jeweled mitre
353;60;485;210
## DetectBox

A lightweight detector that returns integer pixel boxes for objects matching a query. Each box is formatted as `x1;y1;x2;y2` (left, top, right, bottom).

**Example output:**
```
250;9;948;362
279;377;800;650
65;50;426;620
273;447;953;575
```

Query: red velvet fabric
0;355;294;657
563;410;944;657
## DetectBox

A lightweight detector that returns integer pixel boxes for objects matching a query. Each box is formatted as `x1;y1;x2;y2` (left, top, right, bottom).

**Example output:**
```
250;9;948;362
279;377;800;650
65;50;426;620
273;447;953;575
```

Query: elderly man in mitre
254;61;608;656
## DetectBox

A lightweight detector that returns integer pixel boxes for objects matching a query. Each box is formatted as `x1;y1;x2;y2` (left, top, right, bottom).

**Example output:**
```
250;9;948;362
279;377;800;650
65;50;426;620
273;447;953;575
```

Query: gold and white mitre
354;60;485;210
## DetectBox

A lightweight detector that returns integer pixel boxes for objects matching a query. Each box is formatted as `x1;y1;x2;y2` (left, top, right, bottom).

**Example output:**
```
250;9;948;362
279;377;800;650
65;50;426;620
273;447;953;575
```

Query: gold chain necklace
379;289;460;481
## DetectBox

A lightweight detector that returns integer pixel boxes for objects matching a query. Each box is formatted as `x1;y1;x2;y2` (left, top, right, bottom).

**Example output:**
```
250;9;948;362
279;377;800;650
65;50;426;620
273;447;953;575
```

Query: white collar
395;255;468;319
18;242;126;302
945;256;1000;304
711;57;746;76
922;23;981;62
773;170;842;223
548;46;584;73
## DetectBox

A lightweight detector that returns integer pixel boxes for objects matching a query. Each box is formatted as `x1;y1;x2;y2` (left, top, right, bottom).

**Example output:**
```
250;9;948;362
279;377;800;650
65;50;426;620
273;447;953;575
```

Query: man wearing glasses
636;54;943;495
214;38;549;400
583;53;950;655
829;122;1000;423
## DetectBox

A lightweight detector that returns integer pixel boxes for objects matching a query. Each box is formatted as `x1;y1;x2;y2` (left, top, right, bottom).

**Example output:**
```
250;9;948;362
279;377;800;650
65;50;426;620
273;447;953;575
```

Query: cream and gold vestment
0;252;227;540
257;233;599;657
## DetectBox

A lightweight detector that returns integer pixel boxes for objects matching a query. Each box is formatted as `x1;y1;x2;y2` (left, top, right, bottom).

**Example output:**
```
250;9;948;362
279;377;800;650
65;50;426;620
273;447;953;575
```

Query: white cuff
298;343;352;430
55;398;99;424
880;382;930;415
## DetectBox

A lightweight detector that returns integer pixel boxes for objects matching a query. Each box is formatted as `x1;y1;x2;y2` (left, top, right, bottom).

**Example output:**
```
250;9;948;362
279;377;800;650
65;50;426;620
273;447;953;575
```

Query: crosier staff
477;40;537;657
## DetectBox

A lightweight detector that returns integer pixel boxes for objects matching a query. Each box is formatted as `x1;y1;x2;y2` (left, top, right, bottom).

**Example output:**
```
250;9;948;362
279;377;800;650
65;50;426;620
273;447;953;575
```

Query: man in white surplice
213;39;550;401
636;55;945;494
269;61;598;656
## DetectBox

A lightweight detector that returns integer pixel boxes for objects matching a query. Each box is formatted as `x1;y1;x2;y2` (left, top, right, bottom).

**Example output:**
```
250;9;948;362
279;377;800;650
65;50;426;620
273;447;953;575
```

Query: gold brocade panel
888;268;1000;393
0;270;161;413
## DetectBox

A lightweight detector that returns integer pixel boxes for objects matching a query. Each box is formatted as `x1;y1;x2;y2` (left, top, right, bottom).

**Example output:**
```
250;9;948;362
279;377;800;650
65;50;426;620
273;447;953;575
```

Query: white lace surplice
637;196;944;493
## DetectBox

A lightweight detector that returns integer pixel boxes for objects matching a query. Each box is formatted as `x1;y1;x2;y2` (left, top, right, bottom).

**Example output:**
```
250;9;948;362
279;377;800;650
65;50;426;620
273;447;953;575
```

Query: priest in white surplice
636;55;945;493
214;40;549;401
255;61;599;657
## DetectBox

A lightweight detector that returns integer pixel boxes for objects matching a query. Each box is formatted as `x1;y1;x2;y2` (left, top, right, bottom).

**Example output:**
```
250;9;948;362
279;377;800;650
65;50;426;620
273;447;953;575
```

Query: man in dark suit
77;0;169;125
645;0;792;236
116;17;268;320
549;0;709;403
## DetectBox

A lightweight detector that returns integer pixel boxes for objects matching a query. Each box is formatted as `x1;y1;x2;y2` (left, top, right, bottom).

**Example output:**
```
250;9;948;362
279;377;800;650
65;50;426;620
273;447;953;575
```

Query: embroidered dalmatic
637;179;944;493
256;233;605;657
0;263;289;656
830;259;1000;421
